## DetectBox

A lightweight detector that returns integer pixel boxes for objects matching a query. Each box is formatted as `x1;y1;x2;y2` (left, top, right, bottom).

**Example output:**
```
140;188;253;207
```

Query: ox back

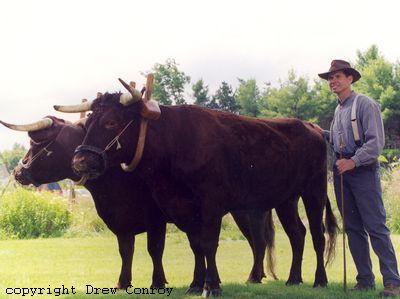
138;105;327;213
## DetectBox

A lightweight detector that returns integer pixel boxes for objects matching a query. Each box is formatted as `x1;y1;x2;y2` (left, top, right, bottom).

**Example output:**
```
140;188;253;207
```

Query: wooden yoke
141;73;161;120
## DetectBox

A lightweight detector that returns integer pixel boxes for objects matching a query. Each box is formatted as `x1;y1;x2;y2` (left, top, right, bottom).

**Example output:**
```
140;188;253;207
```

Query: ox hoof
202;288;222;297
286;276;302;286
313;282;328;288
246;278;262;284
150;283;166;289
115;282;131;289
185;286;203;295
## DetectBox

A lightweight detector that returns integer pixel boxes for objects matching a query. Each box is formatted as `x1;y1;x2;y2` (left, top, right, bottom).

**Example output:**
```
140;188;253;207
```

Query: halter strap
121;119;148;172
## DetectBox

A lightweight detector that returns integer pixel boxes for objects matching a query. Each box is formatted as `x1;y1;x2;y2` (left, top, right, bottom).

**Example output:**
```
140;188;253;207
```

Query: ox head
55;81;149;179
0;116;85;186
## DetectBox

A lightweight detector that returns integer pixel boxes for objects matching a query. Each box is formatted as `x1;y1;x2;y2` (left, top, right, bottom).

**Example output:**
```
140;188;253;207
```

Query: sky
1;0;400;151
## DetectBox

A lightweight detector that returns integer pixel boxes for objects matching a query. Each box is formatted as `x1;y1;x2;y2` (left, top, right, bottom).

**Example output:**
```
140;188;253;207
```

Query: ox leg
186;233;206;295
201;216;222;297
231;210;267;283
147;220;168;288
302;188;327;287
275;199;306;285
116;234;135;289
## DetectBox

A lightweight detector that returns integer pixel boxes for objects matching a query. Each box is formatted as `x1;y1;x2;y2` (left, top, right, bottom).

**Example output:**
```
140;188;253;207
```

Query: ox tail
265;210;278;280
324;196;339;266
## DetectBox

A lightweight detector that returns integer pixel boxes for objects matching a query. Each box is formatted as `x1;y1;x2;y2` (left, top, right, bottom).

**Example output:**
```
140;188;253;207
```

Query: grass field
1;224;398;299
1;170;399;298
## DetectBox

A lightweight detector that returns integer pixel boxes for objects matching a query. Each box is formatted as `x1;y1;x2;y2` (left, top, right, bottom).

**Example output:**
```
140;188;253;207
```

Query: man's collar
338;91;355;106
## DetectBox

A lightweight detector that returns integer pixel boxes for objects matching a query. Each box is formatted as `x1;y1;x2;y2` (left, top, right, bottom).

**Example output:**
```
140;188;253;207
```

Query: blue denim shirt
323;91;385;167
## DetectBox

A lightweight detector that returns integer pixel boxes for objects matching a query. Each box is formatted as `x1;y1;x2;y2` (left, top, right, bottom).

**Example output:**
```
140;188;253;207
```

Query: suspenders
330;94;361;147
351;95;361;146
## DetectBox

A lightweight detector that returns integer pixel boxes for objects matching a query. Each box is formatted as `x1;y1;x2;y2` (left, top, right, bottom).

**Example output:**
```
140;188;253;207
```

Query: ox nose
72;155;89;173
13;166;32;186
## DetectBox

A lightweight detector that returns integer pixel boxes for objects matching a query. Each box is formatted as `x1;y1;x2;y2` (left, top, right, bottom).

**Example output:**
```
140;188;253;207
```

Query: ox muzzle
13;163;41;187
73;145;108;179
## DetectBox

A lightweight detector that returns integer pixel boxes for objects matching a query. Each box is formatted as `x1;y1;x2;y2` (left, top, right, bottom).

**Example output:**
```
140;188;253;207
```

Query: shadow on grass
62;281;381;299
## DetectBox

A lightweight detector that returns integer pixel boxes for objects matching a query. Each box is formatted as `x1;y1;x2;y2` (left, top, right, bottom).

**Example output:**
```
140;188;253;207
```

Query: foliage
236;78;260;117
259;70;315;121
63;197;108;238
311;80;338;128
0;143;26;172
382;169;400;233
210;81;239;113
0;188;71;239
382;149;400;163
192;79;210;107
354;45;400;148
150;58;190;105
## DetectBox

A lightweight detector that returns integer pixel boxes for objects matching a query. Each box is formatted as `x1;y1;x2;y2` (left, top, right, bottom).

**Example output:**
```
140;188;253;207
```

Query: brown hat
318;59;361;83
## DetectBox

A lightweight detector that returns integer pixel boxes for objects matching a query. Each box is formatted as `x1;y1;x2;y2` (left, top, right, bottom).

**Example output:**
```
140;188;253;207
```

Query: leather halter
75;118;148;174
16;141;54;187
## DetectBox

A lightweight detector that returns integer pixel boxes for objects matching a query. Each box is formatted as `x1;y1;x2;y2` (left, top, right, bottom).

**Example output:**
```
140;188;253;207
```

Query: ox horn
118;78;143;106
53;100;93;113
0;117;53;132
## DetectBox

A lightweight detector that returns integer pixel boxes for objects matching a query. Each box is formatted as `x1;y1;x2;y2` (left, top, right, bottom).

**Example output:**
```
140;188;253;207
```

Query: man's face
328;71;353;95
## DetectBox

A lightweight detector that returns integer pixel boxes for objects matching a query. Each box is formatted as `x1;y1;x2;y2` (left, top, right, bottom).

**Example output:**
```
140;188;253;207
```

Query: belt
335;152;354;159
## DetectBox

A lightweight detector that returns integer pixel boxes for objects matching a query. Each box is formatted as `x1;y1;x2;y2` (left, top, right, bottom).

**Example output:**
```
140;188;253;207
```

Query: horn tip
0;120;9;128
53;105;60;111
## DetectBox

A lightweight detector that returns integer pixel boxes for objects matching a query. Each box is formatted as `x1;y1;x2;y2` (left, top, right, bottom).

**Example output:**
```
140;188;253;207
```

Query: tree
210;81;239;113
150;58;191;105
354;45;400;147
236;79;260;117
355;44;380;69
0;143;26;172
258;70;314;120
192;79;210;107
311;79;337;128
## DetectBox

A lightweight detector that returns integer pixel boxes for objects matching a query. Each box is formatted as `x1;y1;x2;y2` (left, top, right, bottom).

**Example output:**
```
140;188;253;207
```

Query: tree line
150;45;400;150
1;45;399;173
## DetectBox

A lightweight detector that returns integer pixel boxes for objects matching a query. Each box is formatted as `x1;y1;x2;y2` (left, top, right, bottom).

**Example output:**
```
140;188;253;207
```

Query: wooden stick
145;73;154;102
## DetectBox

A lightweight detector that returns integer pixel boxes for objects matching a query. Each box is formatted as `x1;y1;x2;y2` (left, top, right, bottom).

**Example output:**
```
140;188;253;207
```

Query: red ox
56;83;338;296
0;116;278;293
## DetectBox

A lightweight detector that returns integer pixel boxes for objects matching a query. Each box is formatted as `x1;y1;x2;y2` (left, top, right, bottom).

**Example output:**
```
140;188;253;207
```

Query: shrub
382;149;400;163
383;169;400;233
63;197;108;237
0;188;71;239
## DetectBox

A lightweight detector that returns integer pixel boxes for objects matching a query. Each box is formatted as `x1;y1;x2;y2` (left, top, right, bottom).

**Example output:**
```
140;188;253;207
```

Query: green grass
1;228;399;298
1;170;399;298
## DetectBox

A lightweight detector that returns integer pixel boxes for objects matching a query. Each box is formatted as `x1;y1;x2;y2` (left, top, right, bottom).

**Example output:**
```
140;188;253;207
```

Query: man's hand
336;158;356;174
312;123;324;135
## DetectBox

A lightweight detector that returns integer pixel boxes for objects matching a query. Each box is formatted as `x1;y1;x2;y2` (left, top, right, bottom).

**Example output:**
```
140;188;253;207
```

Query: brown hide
74;93;335;291
79;96;326;213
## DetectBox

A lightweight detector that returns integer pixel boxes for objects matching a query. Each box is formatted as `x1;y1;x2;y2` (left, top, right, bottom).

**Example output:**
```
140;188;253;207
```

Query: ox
59;82;338;296
0;116;277;293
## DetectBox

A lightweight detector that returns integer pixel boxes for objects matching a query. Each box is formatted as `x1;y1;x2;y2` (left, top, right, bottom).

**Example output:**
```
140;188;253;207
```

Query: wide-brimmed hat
318;59;361;83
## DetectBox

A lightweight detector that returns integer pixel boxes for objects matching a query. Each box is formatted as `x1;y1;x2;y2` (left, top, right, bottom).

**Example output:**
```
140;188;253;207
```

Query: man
316;59;400;297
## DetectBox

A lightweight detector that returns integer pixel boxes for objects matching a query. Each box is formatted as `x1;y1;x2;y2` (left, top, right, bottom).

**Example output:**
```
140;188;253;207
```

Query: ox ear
53;100;93;113
0;118;53;132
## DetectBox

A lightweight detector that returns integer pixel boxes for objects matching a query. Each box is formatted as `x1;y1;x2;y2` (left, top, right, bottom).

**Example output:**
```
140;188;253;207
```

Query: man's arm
351;99;385;167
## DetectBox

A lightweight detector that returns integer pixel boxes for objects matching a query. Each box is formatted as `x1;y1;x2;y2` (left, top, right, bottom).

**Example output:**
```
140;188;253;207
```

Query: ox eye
105;121;117;129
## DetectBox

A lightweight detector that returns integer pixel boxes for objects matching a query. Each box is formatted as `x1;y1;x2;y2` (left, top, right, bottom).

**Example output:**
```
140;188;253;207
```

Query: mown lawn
1;226;398;299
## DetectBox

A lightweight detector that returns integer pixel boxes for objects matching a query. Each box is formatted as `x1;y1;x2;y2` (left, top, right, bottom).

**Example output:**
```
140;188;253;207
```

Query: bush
383;169;400;233
63;197;108;237
382;149;400;163
0;188;71;239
